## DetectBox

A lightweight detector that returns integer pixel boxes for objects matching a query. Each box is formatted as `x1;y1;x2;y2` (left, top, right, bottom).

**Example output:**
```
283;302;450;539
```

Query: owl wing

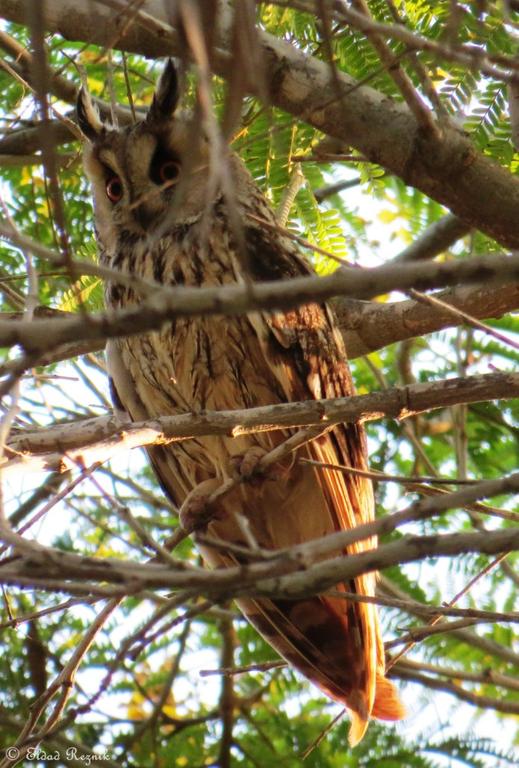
106;338;197;508
226;218;405;742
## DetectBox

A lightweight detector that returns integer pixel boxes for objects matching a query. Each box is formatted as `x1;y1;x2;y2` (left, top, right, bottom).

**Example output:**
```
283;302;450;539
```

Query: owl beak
129;184;163;230
134;203;155;230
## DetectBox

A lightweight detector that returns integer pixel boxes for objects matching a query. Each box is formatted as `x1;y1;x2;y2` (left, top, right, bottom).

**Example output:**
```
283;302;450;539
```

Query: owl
77;60;405;745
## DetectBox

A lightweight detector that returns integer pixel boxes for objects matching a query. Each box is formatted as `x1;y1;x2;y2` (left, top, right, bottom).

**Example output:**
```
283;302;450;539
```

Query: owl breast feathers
77;59;405;745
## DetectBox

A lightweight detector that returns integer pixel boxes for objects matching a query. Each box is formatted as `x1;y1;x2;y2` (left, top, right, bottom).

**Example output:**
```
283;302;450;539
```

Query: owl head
77;60;211;249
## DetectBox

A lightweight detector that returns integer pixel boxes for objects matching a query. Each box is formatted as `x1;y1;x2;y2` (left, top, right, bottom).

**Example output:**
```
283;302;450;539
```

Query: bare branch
0;526;517;602
393;214;471;263
218;615;236;768
2;599;121;767
2;252;519;357
0;708;121;768
324;589;519;624
200;660;286;678
0;473;517;598
393;657;519;693
381;576;519;669
394;666;519;715
4;372;517;476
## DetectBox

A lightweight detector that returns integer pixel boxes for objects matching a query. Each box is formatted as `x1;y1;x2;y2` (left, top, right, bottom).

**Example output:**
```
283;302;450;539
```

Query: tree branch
1;280;515;365
0;525;517;600
1;472;517;599
393;657;519;693
270;1;518;83
218;615;236;768
335;282;519;358
1;252;519;357
394;666;519;715
3;372;517;476
393;214;471;263
0;707;121;768
380;575;519;669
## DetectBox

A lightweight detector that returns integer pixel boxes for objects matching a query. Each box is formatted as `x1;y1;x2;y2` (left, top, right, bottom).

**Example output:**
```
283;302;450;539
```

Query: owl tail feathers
339;687;370;747
347;711;369;747
371;673;407;721
346;674;405;746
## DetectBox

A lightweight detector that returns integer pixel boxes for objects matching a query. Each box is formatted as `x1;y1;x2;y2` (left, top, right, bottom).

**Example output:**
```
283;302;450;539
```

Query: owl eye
159;160;180;184
106;175;123;203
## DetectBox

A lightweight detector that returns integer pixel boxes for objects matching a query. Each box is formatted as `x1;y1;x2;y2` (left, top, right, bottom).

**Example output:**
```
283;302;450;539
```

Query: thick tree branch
3;372;517;476
0;1;519;246
335;282;519;358
1;473;517;588
0;120;74;155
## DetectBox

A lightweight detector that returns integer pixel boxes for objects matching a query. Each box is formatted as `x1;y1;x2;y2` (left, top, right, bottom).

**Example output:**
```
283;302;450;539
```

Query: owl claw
231;446;268;480
179;478;222;533
231;446;288;484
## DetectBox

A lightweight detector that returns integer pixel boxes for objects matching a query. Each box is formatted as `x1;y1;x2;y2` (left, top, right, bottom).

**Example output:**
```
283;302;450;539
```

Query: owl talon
179;478;222;533
231;446;287;484
231;446;267;479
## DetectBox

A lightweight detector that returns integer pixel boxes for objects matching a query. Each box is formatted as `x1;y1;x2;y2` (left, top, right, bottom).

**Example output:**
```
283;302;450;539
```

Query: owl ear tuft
147;59;180;122
76;87;104;140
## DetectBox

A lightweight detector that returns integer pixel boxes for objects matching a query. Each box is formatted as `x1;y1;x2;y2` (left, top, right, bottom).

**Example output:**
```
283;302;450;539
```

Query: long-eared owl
77;59;404;744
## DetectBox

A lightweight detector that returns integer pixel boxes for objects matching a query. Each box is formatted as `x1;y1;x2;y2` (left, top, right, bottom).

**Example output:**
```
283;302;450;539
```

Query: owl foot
231;446;287;484
179;478;222;533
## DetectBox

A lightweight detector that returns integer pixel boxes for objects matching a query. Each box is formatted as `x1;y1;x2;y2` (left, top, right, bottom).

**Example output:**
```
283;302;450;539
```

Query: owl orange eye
106;176;123;202
159;160;180;184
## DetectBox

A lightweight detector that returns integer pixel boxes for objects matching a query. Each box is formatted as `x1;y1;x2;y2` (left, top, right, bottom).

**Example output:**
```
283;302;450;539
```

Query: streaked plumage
78;60;405;744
